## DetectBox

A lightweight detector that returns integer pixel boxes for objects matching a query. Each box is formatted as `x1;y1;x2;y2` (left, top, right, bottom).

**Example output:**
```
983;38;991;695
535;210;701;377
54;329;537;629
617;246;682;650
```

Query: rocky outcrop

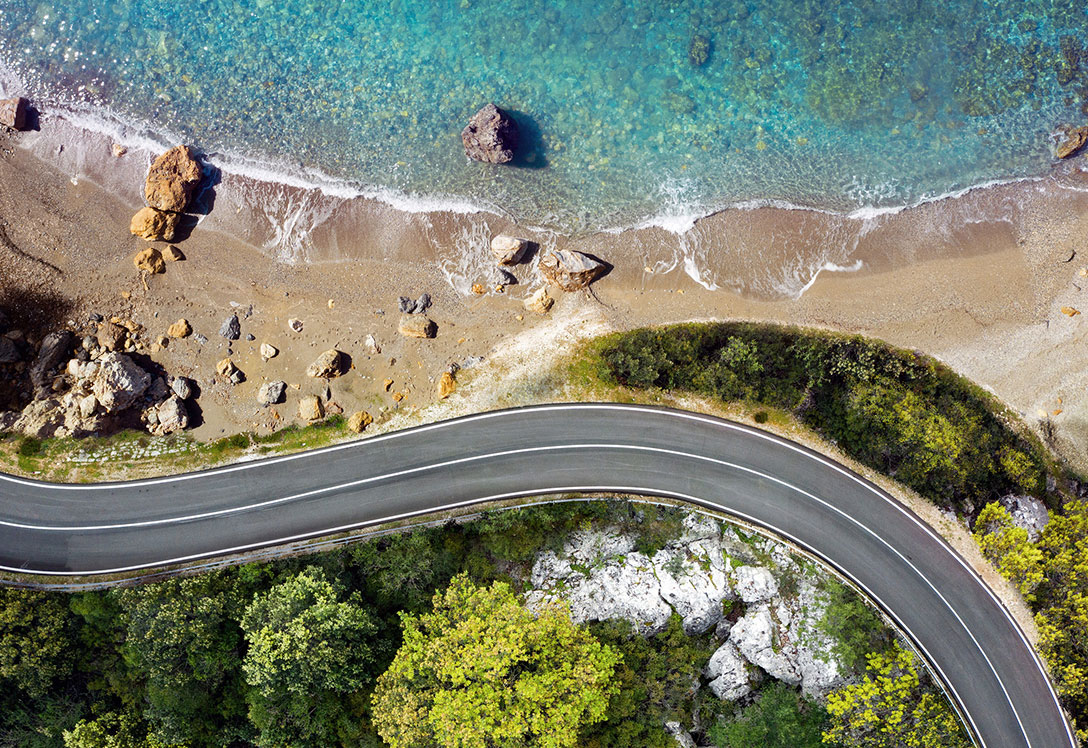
348;410;373;433
306;349;346;378
665;722;698;748
539;249;608;291
145;145;203;212
0;97;29;130
92;353;152;412
0;336;21;364
734;565;778;603
1056;125;1088;159
999;494;1050;540
524;286;554;314
398;315;436;339
133;247;166;274
257;380;286;407
491;235;531;265
144;396;189;436
462;103;519;164
130;207;180;242
704;642;751;700
30;331;74;398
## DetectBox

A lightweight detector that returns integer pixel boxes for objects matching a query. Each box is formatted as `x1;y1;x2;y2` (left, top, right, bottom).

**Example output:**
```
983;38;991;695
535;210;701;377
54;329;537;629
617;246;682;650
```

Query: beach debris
1061;306;1081;317
383;378;394;391
491;235;531;265
161;245;185;262
398;293;432;314
438;371;456;399
97;322;128;352
167;319;192;339
133;247;166;274
348;410;373;433
288;318;304;333
216;357;244;384
219;314;241;340
257;380;286;407
365;334;381;354
260;342;278;360
398;315;437;339
0;97;29;130
688;34;711;67
306;349;347;378
145;145;203;212
462;103;519;164
539;249;609;291
471;283;486;295
170;376;193;400
298;394;324;421
1056;125;1088;159
130;207;180;242
524;286;554;314
111;143;127;158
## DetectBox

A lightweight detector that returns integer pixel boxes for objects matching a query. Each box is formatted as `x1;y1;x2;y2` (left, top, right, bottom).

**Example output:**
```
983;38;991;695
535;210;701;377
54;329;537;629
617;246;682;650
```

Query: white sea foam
794;259;866;298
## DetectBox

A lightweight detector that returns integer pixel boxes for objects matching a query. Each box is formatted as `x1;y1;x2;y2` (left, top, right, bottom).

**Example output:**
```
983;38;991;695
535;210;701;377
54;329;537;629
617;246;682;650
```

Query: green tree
816;580;890;670
823;644;970;747
241;565;378;747
372;575;621;748
112;572;247;746
63;712;160;748
0;588;75;698
708;682;831;748
973;502;1044;600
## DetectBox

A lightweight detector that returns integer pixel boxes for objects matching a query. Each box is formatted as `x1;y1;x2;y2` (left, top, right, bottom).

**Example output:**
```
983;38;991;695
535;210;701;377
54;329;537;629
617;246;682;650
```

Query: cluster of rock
130;145;204;242
0;322;193;439
524;514;848;706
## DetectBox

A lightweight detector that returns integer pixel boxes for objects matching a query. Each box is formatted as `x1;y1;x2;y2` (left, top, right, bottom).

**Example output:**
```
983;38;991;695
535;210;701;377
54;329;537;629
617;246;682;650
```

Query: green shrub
708;682;832;748
17;436;44;457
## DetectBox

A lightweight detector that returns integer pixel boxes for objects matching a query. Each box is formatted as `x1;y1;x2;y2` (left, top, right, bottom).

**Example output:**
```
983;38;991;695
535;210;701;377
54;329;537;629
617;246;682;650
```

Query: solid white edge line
0;403;1073;746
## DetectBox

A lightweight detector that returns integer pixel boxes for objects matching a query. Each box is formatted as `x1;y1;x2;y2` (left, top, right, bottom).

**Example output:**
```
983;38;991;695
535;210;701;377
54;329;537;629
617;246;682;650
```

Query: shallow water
1;0;1087;233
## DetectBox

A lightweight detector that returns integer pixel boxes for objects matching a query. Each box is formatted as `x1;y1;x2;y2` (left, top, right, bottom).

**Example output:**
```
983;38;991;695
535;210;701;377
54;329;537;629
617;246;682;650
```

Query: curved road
0;404;1073;747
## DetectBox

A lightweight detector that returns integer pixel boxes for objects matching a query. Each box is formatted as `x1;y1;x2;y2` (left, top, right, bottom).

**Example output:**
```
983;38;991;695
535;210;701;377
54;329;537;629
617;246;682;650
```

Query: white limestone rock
705;641;751;700
734;565;779;603
92;353;151;412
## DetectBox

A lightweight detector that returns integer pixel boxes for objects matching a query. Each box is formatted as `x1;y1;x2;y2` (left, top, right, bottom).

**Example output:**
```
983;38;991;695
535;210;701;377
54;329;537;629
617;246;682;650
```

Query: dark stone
397;293;432;314
688;34;711;67
0;337;20;364
88;312;104;323
461;103;519;164
245;333;255;341
219;314;240;340
0;97;29;131
30;330;74;397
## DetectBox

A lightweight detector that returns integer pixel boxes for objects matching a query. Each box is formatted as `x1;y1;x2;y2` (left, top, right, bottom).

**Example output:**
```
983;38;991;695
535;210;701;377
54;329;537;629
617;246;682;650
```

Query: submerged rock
462;103;519;164
130;207;180;242
539;249;608;291
145;145;203;212
688;34;711;67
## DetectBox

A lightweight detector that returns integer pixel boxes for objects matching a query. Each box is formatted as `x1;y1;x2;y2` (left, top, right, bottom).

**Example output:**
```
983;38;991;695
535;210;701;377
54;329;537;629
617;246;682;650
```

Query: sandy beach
2;111;1088;471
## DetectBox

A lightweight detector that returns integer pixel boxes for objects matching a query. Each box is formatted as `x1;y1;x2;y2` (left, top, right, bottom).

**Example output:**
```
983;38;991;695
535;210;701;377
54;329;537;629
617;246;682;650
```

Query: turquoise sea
1;0;1087;233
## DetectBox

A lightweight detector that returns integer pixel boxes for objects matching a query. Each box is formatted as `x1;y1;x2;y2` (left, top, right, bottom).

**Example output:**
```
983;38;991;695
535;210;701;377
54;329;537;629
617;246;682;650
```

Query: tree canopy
371;575;621;748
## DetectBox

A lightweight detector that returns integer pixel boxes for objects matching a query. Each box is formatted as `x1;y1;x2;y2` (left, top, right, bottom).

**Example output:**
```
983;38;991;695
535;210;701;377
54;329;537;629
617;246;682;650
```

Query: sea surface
1;0;1087;234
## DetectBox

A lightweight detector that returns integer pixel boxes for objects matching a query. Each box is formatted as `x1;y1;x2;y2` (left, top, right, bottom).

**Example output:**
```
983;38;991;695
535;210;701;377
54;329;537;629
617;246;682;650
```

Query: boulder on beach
161;245;185;262
148;396;189;436
260;342;278;360
524;286;554;314
306;349;347;378
538;249;608;291
257;380;286;407
145;145;203;212
1056;125;1088;159
130;207;180;242
461;103;519;164
97;322;127;352
216;357;244;384
133;247;166;274
30;331;74;398
219;314;240;341
398;315;437;339
167;319;192;339
92;353;151;412
0;97;29;131
438;371;456;399
298;394;324;421
348;410;373;433
491;235;531;265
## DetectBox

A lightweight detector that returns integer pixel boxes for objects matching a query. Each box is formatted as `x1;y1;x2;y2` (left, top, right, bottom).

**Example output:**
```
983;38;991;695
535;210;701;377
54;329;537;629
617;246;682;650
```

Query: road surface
0;404;1073;747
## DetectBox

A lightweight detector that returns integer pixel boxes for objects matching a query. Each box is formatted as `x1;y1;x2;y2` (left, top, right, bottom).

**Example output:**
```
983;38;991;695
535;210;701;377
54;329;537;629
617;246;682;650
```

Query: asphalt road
0;404;1073;747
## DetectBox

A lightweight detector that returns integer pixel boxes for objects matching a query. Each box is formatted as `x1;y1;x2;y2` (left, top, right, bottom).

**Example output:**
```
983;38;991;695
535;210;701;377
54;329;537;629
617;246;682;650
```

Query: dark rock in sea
689;34;711;67
219;314;241;340
462;104;519;164
0;97;29;131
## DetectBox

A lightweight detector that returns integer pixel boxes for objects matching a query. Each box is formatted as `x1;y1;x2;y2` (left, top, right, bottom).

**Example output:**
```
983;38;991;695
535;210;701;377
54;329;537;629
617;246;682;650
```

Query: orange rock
471;283;486;295
438;371;456;399
383;378;393;391
133;247;166;274
1061;306;1081;317
130;207;180;241
145;145;203;212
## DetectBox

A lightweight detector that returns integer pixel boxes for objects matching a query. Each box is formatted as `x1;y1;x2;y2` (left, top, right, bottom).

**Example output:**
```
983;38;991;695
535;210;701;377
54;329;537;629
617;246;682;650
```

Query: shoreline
2;103;1088;472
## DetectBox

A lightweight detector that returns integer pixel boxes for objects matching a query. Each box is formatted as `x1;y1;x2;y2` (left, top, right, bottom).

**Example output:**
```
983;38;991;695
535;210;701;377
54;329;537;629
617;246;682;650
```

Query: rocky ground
523;512;854;745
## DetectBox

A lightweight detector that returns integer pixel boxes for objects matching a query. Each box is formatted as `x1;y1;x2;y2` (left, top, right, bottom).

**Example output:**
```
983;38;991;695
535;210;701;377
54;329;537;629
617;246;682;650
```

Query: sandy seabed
2;109;1088;474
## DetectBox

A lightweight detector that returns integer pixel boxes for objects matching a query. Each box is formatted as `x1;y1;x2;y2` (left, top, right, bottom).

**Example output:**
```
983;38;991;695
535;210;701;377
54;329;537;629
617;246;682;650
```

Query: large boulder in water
461;104;518;164
145;145;203;212
1056;125;1088;159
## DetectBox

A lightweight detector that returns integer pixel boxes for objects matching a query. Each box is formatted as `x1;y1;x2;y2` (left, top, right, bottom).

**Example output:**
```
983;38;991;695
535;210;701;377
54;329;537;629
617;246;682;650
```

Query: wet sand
2;111;1088;471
